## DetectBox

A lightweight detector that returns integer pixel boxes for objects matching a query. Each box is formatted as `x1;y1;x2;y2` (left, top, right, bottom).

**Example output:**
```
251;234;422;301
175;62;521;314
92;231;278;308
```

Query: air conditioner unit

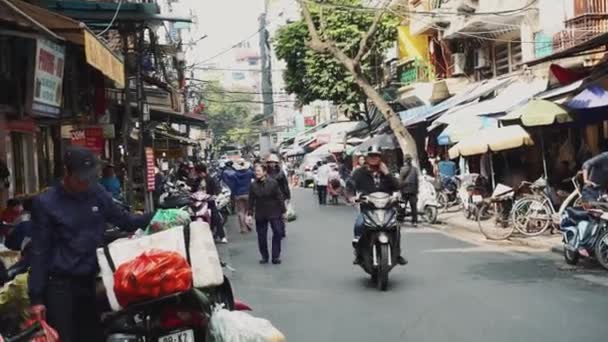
474;49;489;69
452;52;466;75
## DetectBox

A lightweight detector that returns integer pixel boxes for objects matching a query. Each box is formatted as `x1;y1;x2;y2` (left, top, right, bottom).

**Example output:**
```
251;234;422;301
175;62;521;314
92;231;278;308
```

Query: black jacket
248;177;286;219
348;166;399;196
191;174;220;195
268;168;291;200
399;164;419;194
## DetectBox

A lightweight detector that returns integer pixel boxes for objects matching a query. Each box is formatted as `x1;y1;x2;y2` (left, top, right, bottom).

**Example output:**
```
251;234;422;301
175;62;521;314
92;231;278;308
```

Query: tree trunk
299;1;418;162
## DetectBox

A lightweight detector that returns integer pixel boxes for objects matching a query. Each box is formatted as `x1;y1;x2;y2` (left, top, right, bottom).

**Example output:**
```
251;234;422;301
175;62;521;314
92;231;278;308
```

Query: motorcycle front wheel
377;244;390;291
594;230;608;270
563;248;580;265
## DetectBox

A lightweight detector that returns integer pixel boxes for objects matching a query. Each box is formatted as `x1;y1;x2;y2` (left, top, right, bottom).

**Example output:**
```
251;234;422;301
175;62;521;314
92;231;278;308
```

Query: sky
178;0;265;65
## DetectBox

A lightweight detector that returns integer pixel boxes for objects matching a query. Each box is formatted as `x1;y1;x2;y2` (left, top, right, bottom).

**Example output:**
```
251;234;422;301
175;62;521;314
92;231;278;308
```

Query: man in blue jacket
28;146;153;342
230;159;254;233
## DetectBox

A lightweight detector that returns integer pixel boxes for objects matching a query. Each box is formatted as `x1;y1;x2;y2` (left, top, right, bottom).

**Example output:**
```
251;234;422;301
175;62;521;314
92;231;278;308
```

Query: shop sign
145;147;155;191
84;30;125;88
33;39;65;118
0;118;36;133
304;116;316;127
70;127;104;155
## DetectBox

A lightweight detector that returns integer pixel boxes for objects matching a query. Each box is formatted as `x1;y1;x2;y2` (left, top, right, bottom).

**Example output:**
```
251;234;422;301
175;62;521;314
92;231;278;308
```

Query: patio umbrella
501;99;573;126
448;125;534;158
353;133;399;154
501;99;573;177
437;116;498;146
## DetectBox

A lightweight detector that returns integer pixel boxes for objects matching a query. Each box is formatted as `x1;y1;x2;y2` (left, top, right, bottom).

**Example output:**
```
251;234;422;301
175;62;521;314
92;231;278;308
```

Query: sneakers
217;237;228;244
272;259;282;265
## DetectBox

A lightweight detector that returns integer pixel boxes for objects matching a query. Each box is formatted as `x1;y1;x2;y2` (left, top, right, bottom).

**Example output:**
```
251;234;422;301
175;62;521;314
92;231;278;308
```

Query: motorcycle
355;192;402;291
436;175;461;211
103;274;249;341
397;173;440;224
560;201;608;269
459;174;489;220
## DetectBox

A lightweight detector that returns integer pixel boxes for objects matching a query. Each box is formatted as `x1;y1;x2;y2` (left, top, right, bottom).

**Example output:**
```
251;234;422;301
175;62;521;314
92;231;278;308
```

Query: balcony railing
574;0;608;16
554;13;608;50
398;59;433;87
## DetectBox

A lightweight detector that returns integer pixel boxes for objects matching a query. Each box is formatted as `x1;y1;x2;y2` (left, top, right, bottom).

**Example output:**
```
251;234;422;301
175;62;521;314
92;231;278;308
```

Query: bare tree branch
354;0;391;64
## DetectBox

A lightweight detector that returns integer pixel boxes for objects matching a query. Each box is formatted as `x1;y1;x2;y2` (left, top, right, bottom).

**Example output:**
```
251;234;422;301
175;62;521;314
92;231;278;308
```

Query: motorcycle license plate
158;329;194;342
472;195;483;203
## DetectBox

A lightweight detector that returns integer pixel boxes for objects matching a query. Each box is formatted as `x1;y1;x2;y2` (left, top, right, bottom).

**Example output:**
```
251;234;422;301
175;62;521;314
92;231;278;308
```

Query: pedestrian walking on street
399;154;420;227
248;164;286;265
230;159;254;233
316;160;331;205
266;154;291;237
28;146;153;342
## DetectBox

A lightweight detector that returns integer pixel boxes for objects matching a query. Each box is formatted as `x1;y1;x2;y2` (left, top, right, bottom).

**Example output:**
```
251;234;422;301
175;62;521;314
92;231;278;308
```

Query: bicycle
511;175;583;237
477;183;525;240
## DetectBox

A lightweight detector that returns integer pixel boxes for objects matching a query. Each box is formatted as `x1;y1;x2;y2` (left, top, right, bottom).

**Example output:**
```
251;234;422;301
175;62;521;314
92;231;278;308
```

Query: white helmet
266;154;280;163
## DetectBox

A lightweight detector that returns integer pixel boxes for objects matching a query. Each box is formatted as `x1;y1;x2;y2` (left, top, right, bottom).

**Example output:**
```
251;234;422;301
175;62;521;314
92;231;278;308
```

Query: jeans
317;185;327;205
46;274;102;342
402;193;418;224
582;184;602;203
354;213;365;238
256;217;283;261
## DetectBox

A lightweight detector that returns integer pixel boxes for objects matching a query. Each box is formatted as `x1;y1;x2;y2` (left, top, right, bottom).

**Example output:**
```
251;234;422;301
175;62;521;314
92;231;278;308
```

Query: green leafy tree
283;0;417;158
187;81;256;148
274;0;396;130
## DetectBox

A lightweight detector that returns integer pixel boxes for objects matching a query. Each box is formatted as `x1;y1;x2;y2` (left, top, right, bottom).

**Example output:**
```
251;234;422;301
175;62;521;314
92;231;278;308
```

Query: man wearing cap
28;146;154;342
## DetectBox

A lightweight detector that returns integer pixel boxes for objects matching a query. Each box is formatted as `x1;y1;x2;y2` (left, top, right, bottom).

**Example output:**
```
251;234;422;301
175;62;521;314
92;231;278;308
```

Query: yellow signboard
84;30;125;88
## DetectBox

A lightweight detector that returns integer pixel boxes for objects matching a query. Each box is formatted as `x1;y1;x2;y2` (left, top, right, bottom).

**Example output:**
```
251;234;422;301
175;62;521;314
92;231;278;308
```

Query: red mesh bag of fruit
114;250;193;307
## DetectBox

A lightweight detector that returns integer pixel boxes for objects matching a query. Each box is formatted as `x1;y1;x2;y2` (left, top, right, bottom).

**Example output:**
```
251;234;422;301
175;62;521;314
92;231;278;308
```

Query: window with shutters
494;41;523;76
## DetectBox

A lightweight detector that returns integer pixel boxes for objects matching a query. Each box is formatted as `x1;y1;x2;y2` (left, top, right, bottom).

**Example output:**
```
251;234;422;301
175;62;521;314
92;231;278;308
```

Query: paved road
224;189;608;342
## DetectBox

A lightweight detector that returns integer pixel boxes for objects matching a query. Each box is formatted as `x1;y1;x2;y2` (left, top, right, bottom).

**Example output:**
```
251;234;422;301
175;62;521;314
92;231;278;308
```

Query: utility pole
121;26;134;206
258;1;273;156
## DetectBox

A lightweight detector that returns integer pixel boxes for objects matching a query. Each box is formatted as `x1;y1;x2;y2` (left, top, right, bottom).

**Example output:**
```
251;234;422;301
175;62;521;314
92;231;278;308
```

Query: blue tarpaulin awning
399;77;514;127
567;85;608;109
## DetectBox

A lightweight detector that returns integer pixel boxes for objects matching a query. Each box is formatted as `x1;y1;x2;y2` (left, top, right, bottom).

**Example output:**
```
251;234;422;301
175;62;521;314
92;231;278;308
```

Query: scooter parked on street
397;173;439;224
560;201;608;269
354;192;403;291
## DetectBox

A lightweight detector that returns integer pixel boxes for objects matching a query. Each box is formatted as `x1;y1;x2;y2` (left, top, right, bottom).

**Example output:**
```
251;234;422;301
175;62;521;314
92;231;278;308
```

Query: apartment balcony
553;0;608;51
574;0;608;16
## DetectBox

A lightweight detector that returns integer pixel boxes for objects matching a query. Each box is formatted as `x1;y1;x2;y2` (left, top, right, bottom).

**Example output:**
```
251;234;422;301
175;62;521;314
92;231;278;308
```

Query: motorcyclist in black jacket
347;146;407;265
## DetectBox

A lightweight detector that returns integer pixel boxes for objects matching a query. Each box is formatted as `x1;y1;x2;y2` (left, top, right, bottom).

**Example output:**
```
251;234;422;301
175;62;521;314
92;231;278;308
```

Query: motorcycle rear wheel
424;206;438;224
377;244;389;291
594;230;608;270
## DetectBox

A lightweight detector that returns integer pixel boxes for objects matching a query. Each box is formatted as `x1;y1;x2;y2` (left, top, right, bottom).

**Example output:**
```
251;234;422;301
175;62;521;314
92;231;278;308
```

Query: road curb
431;213;563;252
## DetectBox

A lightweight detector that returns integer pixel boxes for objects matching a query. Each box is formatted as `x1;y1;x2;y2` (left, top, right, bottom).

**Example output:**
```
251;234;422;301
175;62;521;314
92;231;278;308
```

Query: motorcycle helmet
266;154;280;163
366;145;382;156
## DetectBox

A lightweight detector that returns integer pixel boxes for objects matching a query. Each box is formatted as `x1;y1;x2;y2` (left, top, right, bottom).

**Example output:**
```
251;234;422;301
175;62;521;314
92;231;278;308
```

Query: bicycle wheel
478;202;514;240
512;197;552;236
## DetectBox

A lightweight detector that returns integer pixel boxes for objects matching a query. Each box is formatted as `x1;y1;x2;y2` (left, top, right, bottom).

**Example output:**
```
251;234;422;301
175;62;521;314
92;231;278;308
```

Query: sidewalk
430;211;563;254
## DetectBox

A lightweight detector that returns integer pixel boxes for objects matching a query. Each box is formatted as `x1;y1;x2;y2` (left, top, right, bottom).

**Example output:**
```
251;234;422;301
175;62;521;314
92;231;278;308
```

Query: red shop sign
70;127;104;155
145;147;155;192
